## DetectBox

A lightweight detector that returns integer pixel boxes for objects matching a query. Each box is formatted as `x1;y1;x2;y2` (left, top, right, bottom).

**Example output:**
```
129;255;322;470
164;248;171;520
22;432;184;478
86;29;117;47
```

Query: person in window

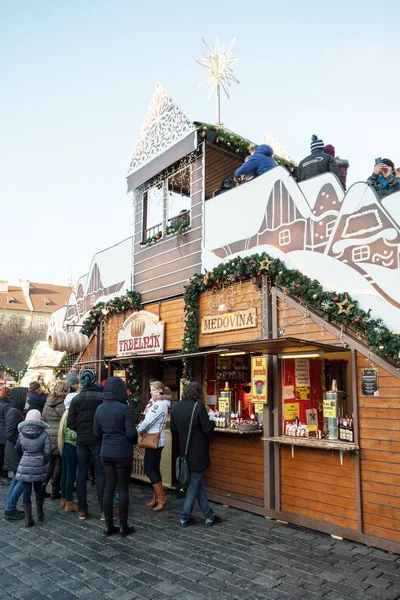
234;144;276;182
213;178;237;197
324;144;350;190
367;159;400;199
297;135;339;182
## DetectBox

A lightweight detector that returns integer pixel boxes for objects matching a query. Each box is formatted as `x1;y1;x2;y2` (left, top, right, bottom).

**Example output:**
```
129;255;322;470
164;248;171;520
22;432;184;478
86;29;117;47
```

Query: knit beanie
324;144;335;157
381;158;395;170
66;372;79;386
29;381;40;391
80;369;96;387
311;134;324;152
26;409;42;421
64;392;78;409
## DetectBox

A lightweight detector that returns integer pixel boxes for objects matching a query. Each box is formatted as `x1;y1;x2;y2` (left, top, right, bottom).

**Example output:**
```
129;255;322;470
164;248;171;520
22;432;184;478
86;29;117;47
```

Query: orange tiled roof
29;282;72;313
0;286;30;311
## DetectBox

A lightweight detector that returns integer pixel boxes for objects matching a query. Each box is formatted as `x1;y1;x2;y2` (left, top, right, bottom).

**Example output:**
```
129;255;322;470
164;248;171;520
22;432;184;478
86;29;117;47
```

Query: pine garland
196;123;297;173
140;231;162;246
80;291;143;337
125;361;141;423
181;253;400;368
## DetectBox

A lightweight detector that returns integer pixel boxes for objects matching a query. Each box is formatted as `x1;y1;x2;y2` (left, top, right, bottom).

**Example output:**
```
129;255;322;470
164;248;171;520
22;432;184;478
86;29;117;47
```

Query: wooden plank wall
204;144;243;199
80;336;97;362
205;433;264;506
357;352;400;545
198;280;262;347
132;155;203;304
103;298;184;357
277;298;339;344
280;446;358;531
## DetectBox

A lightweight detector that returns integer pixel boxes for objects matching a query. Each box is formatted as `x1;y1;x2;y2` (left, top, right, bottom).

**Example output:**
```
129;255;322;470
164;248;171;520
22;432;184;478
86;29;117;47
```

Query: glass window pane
146;186;163;230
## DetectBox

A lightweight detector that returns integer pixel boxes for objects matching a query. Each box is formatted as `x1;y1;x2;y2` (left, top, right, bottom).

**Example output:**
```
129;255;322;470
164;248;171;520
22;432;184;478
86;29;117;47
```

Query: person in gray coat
16;409;51;527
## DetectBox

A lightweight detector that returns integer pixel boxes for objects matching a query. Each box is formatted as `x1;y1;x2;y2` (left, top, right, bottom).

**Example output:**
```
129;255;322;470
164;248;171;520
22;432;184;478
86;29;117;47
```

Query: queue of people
0;370;220;535
214;132;399;199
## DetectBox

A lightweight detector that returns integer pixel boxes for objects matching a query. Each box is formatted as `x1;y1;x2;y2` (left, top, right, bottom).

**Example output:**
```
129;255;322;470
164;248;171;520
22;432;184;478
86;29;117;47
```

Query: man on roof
367;158;400;199
234;144;276;182
296;135;340;183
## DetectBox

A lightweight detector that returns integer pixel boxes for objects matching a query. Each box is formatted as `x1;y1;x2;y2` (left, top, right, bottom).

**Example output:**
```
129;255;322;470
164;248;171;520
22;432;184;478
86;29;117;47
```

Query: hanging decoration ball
354;317;361;324
392;331;398;336
216;279;220;285
295;283;301;288
379;345;385;350
333;297;339;302
257;271;261;277
249;260;253;264
312;294;318;299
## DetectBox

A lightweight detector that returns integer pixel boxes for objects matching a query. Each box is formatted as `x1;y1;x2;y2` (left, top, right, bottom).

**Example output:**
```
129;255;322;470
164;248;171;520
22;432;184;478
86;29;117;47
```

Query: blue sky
1;0;399;285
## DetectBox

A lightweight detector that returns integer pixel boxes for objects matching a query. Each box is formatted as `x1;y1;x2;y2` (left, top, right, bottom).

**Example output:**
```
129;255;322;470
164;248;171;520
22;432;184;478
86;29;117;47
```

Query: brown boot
64;501;79;512
153;482;167;511
146;485;157;508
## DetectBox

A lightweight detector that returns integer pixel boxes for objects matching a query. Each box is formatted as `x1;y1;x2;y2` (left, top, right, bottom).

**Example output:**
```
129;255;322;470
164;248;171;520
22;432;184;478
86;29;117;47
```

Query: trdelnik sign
117;310;165;357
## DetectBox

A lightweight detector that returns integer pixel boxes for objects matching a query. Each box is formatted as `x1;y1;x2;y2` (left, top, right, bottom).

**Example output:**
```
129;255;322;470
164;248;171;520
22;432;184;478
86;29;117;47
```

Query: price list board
361;368;379;396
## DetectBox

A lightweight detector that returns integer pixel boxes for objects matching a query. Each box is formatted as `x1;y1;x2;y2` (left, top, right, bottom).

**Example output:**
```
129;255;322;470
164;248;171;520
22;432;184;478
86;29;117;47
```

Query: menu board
361;368;379;396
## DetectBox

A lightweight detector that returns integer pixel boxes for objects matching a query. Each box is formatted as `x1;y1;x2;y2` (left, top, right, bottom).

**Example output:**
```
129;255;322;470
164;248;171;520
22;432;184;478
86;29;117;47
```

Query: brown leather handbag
138;431;160;450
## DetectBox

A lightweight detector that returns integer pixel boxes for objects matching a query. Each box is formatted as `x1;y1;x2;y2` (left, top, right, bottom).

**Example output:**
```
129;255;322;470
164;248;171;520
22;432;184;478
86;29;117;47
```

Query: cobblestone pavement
1;482;400;600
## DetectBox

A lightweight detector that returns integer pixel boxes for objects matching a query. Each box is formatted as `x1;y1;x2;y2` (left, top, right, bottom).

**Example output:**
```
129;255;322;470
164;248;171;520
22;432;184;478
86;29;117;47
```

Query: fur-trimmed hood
18;419;48;439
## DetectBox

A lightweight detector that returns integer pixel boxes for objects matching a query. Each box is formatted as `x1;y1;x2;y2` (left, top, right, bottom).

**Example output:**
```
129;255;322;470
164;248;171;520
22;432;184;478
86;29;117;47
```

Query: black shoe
180;517;195;527
51;491;62;500
103;525;119;536
120;524;135;537
206;515;222;527
4;508;24;520
23;503;35;528
43;491;51;498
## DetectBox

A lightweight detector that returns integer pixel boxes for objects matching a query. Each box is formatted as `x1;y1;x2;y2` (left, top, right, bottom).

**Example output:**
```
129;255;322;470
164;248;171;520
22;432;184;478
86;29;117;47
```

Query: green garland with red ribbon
80;291;143;337
181;252;400;375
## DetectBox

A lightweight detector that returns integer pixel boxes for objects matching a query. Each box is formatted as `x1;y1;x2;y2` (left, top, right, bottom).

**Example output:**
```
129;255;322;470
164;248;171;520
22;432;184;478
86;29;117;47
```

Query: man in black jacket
170;382;221;527
297;134;340;183
67;369;105;520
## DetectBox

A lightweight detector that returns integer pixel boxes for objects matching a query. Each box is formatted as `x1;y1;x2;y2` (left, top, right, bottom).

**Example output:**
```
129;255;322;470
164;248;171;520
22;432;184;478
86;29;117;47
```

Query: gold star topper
337;297;355;315
259;257;272;271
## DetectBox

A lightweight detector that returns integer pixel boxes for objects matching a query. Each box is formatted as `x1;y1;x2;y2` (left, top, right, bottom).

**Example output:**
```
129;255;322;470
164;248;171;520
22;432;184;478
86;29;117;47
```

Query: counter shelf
263;435;359;465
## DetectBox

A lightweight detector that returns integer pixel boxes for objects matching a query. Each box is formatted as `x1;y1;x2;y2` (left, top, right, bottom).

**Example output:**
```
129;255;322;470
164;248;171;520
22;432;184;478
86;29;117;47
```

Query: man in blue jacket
234;144;276;181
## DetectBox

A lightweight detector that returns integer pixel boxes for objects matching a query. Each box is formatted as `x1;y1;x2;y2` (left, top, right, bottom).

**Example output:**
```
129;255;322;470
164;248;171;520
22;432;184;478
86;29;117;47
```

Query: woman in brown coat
42;381;68;499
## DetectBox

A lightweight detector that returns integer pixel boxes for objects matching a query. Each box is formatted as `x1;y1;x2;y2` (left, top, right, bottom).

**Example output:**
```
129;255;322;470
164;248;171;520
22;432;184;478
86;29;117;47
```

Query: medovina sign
117;310;165;357
201;308;257;334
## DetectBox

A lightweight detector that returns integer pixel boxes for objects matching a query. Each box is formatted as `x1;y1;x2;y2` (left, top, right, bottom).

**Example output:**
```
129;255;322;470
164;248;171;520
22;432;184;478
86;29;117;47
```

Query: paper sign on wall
218;398;230;413
296;386;310;400
283;385;295;400
251;356;268;403
306;408;318;427
323;399;337;418
253;402;265;413
295;359;310;386
284;402;300;421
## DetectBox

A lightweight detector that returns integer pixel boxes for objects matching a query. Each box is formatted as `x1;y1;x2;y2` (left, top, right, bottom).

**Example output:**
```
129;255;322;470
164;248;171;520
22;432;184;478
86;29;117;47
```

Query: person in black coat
0;387;10;482
67;369;105;520
27;382;47;414
94;377;137;536
170;382;221;527
296;135;340;183
4;387;28;520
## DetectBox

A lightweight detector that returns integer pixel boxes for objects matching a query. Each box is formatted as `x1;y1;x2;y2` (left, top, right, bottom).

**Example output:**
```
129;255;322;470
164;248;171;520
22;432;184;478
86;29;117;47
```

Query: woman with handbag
138;381;170;511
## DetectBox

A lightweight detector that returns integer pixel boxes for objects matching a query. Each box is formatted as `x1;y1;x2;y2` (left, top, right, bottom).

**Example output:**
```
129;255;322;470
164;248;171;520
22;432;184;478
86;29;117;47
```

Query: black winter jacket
297;150;340;183
67;384;103;446
27;391;47;414
170;398;215;473
0;395;10;445
94;403;137;459
4;388;27;472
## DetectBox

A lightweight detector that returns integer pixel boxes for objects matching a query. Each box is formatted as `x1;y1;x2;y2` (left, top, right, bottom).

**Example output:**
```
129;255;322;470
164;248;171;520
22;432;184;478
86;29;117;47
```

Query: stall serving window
280;350;354;443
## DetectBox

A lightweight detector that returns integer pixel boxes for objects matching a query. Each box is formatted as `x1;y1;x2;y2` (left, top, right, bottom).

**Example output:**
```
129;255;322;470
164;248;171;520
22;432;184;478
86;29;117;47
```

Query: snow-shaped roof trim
126;84;197;191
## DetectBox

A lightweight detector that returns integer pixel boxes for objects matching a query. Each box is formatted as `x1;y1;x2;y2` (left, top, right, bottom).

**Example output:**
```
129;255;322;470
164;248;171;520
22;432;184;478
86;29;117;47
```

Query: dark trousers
44;454;62;492
60;443;77;501
102;457;131;526
0;443;6;477
76;445;105;512
23;481;44;504
144;447;163;484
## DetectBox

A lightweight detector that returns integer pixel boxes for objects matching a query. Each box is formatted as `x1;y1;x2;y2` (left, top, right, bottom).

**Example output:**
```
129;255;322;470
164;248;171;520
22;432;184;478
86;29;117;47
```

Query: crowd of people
0;373;220;535
213;133;399;198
